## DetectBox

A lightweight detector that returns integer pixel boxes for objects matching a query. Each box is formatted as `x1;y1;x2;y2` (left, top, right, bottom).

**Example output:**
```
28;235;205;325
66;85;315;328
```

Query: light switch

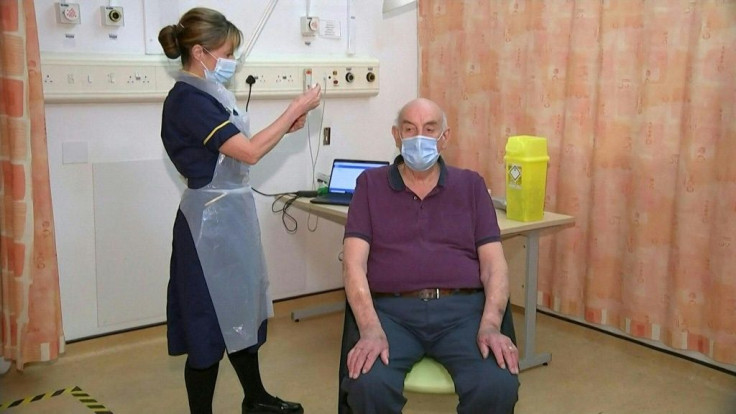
62;141;88;164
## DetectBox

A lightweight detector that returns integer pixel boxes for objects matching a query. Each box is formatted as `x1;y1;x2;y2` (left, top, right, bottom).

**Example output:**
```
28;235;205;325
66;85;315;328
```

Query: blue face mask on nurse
197;47;238;84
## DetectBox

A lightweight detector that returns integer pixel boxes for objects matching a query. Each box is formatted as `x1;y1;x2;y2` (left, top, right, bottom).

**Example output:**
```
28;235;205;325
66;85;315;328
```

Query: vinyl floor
1;291;735;413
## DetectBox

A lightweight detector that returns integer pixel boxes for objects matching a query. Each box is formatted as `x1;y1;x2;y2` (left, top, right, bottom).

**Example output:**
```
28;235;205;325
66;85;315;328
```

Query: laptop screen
328;159;389;194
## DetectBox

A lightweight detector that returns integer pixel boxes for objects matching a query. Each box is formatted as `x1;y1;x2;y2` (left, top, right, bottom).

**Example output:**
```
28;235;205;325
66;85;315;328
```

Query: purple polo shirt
344;156;501;292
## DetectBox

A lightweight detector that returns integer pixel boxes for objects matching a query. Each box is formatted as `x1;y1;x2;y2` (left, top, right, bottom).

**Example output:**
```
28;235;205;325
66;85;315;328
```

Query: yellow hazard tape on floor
0;386;112;413
0;387;72;410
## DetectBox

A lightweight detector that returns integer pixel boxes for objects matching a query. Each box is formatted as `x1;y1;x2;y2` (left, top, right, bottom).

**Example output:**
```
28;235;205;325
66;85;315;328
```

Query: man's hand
346;325;390;379
477;324;519;375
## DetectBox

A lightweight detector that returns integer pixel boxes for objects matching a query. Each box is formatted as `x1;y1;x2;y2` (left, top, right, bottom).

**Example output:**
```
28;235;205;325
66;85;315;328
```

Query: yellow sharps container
504;135;549;222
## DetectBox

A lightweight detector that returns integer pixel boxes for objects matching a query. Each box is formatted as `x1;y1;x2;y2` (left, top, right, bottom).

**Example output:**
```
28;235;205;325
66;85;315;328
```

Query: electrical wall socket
101;6;124;26
56;3;81;25
323;127;331;146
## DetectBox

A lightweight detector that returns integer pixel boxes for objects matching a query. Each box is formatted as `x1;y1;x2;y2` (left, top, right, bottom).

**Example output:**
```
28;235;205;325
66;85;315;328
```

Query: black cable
272;194;298;233
252;187;315;234
245;75;256;112
251;187;294;197
251;188;316;198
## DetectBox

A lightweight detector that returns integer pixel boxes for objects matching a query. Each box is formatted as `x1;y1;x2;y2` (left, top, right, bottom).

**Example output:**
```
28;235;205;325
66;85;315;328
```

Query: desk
289;198;574;371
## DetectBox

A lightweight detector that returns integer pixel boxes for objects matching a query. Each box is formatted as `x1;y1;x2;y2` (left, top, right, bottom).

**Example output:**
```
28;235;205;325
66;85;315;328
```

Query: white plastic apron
176;72;273;354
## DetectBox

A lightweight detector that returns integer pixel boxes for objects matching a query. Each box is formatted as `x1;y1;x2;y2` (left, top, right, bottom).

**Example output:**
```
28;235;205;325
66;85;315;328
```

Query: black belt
371;288;483;301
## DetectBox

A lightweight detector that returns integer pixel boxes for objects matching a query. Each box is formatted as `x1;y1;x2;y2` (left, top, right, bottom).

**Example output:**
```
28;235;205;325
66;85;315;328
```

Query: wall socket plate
322;127;331;146
56;3;81;25
101;6;124;26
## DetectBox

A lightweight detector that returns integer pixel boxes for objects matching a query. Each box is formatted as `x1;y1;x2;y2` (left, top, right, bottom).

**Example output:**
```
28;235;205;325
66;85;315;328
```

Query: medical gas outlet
301;16;319;37
102;6;124;26
56;3;81;24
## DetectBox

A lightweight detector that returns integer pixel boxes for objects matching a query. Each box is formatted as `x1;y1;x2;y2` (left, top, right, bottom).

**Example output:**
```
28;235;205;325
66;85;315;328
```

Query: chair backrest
338;299;517;411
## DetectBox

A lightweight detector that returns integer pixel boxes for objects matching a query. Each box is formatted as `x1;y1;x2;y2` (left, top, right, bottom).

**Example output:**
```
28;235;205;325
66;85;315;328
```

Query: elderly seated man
339;98;520;414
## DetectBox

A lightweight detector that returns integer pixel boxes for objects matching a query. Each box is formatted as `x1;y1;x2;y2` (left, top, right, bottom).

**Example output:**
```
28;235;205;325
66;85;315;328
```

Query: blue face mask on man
200;49;238;84
400;133;444;171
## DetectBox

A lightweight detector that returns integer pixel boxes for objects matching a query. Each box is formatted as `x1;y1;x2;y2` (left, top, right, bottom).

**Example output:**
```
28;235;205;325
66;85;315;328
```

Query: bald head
395;98;447;131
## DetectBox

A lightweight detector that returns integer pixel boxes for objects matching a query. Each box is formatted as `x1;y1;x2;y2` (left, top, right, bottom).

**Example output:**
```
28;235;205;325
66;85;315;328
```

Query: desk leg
519;230;551;371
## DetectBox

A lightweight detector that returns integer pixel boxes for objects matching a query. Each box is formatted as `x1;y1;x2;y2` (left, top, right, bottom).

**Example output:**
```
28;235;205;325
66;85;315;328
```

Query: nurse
158;7;321;414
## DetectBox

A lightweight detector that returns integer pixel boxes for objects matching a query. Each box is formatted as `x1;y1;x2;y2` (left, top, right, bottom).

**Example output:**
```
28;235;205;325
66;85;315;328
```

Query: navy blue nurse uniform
161;81;266;369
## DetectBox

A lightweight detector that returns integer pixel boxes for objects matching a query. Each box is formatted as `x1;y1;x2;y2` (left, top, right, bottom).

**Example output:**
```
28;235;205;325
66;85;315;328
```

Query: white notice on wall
319;19;341;39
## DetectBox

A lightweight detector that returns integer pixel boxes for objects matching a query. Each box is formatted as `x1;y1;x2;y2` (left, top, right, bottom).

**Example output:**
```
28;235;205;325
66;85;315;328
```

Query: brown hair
158;7;242;66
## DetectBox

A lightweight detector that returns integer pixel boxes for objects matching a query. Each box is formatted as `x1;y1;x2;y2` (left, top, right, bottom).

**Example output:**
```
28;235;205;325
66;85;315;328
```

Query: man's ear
438;128;451;150
392;126;402;149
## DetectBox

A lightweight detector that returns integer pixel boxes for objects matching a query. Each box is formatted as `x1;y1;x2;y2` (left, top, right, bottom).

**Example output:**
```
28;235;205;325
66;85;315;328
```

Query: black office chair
337;298;517;413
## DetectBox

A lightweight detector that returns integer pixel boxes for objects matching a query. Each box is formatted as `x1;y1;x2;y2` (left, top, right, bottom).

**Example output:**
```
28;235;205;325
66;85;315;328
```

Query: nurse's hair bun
158;24;182;59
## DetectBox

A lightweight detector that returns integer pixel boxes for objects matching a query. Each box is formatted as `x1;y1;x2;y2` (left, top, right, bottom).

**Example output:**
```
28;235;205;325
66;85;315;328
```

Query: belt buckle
420;288;440;301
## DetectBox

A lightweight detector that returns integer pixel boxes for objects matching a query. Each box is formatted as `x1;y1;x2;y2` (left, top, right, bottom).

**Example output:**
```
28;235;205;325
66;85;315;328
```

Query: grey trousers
341;293;519;414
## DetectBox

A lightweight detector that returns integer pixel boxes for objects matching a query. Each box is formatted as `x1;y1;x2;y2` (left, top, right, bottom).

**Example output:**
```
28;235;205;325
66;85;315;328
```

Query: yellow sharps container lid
504;135;549;161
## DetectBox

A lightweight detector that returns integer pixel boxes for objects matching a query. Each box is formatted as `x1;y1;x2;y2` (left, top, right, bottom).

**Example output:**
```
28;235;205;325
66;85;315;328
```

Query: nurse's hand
290;83;322;115
287;113;307;133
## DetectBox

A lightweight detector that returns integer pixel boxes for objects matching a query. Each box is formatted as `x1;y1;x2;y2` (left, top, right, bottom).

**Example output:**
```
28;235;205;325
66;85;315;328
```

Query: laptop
310;159;389;206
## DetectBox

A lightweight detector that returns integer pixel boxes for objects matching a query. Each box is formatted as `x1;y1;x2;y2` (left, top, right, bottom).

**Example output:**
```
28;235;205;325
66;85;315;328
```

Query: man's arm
477;241;519;374
343;237;390;379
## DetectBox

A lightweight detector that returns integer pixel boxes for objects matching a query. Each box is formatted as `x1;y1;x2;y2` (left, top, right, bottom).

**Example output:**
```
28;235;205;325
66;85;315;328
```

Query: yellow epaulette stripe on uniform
203;120;231;145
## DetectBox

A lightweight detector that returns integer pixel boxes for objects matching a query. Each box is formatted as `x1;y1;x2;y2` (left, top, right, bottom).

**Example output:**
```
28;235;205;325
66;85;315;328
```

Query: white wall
36;0;418;340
